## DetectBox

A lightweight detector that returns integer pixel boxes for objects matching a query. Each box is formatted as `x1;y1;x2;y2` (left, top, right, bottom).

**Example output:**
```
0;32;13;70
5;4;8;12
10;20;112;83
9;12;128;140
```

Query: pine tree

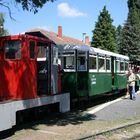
0;13;4;36
0;13;8;36
122;0;140;62
122;22;140;60
91;6;116;52
116;25;123;54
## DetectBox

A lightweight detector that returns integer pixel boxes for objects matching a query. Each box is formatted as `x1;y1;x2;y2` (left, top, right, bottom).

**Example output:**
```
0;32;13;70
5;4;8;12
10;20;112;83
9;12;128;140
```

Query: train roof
59;44;129;60
0;34;54;44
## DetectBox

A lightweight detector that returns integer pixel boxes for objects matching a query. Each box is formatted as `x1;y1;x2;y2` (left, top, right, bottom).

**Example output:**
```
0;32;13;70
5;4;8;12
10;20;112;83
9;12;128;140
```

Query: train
59;44;129;100
0;34;70;132
0;33;129;132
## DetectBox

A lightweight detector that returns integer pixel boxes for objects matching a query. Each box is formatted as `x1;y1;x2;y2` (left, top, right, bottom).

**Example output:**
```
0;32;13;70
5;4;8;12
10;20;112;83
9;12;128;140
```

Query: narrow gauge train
0;34;70;132
59;44;129;100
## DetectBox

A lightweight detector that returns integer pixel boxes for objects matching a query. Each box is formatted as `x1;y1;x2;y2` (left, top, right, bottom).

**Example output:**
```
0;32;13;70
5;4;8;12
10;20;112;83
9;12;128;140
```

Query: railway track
74;121;140;140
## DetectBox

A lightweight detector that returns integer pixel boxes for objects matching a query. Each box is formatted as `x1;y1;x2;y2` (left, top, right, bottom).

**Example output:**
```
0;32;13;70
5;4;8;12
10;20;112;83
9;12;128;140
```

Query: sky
1;0;128;41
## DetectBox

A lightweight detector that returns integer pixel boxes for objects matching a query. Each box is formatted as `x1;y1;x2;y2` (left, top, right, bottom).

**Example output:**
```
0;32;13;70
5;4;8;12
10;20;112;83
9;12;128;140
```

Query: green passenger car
60;45;129;101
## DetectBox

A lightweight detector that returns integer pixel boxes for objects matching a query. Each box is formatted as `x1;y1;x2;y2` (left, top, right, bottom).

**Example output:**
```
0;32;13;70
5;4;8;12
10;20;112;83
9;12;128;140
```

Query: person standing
128;68;136;100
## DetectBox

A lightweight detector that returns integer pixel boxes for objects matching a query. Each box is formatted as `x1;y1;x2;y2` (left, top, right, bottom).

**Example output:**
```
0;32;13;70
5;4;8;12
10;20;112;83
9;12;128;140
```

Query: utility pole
82;33;86;43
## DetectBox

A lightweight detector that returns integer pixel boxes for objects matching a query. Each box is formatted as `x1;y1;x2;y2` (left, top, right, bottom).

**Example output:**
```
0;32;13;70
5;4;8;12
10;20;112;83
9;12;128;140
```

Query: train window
98;57;105;71
116;60;120;72
37;46;46;58
29;41;35;59
120;61;124;72
77;51;87;71
37;42;48;58
125;62;129;71
5;40;21;59
78;57;86;71
63;56;74;69
106;58;111;71
89;56;96;70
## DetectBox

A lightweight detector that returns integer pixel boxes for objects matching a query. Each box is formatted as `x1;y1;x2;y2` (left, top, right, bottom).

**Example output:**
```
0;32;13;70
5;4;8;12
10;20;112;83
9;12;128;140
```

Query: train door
76;50;89;97
111;56;115;87
51;45;59;94
37;42;50;95
114;58;128;90
61;50;77;99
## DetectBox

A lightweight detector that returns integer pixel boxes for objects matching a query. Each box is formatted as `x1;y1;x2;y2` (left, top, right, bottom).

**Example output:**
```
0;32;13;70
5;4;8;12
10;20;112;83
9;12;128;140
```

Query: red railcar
0;34;69;131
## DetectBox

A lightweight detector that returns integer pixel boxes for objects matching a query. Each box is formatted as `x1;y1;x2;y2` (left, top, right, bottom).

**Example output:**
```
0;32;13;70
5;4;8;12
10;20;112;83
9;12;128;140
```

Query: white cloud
36;26;50;30
57;3;87;18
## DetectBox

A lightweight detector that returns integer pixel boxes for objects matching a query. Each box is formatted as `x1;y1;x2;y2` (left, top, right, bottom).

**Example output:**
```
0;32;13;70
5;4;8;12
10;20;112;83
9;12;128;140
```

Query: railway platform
87;91;140;121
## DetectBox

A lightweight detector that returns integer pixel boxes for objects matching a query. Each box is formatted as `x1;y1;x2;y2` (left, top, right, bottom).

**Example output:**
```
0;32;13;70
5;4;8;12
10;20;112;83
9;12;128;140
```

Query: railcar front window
98;58;105;71
116;60;120;72
125;62;129;71
5;40;21;59
37;42;48;58
106;59;111;71
89;57;96;70
78;56;86;70
77;51;87;71
64;56;74;69
120;62;124;71
37;42;49;73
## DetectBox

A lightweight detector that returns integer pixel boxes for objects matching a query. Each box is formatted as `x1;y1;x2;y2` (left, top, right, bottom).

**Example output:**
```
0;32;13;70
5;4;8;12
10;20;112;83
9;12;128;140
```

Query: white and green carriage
59;45;129;100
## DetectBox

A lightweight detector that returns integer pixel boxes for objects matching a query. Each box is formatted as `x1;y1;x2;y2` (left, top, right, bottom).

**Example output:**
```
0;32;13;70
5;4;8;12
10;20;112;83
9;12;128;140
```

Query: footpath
87;91;140;121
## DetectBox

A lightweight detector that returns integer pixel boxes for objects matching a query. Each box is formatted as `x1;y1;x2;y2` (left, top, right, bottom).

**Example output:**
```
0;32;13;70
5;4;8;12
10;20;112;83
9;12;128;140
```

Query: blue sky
1;0;128;41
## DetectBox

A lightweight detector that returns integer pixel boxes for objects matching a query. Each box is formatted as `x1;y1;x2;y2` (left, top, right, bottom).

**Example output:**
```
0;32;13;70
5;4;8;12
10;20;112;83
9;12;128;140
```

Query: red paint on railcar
0;34;52;100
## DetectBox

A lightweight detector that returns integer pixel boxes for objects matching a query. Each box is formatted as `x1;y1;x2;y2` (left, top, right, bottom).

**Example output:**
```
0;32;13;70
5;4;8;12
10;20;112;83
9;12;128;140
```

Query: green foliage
121;22;140;60
116;25;123;54
15;0;55;13
0;0;56;16
0;13;8;36
121;0;140;62
91;6;116;52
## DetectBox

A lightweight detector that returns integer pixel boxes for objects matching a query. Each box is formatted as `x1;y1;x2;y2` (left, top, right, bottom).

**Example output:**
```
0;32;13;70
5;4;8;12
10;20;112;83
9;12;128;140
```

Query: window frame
125;61;129;72
89;54;97;72
4;40;22;60
98;55;106;73
115;59;120;73
61;51;76;72
77;51;87;72
106;56;111;72
37;42;49;60
120;61;125;73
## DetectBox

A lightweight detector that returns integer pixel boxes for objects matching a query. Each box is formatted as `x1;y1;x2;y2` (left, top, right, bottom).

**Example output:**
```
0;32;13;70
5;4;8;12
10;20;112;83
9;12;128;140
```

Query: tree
121;22;140;60
91;6;116;52
116;25;123;54
15;0;55;13
121;0;140;62
0;13;8;36
0;0;55;17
